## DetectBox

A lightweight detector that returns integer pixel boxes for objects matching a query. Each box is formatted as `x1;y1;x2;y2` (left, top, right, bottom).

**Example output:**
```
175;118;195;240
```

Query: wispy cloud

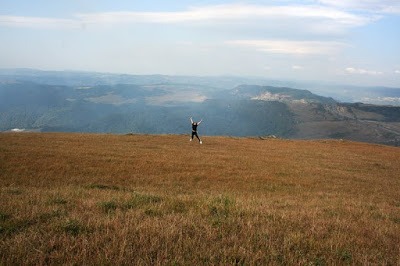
395;70;400;74
318;0;400;14
0;3;373;30
226;40;347;55
292;65;304;70
345;67;383;75
76;4;371;26
0;15;78;29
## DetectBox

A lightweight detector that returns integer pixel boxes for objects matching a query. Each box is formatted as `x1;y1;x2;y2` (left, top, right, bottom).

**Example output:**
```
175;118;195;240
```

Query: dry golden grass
1;132;399;265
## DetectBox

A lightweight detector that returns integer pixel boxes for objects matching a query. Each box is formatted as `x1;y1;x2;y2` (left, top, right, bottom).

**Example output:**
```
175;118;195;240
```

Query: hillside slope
1;133;399;265
234;85;400;146
2;78;400;146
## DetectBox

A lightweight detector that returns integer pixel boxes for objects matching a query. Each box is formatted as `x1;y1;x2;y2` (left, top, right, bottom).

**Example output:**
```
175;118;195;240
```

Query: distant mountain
233;85;400;146
1;70;399;146
308;84;400;106
2;68;400;106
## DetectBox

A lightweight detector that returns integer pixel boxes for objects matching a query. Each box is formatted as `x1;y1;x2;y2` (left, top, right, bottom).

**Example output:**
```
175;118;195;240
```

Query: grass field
1;133;399;265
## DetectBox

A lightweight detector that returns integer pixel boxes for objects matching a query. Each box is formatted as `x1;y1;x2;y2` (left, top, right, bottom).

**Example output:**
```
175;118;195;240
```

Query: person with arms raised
190;117;203;144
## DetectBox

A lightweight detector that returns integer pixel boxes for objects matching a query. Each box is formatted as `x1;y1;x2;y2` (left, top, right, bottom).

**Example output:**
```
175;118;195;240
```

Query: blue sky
1;0;400;87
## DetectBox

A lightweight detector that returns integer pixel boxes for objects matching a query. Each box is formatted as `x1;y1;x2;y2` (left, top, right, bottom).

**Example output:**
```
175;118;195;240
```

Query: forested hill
1;71;400;146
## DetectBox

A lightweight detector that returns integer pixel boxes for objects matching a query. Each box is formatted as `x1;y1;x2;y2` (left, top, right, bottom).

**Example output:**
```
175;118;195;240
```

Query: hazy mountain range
1;69;400;146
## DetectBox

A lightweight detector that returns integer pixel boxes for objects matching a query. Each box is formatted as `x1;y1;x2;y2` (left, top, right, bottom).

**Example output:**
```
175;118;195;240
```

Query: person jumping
190;117;203;144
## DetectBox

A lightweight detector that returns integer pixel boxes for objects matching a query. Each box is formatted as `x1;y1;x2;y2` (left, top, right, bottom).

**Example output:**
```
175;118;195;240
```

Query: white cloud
0;3;373;30
76;4;370;27
226;40;347;55
345;67;383;75
0;15;79;29
395;70;400;74
382;6;400;14
318;0;400;14
292;65;304;70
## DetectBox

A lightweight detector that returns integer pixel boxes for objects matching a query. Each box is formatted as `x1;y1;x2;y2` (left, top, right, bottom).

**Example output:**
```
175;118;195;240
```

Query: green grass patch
49;195;68;205
0;212;11;222
88;184;120;191
6;188;22;195
167;200;188;214
208;195;236;226
37;210;63;221
99;201;118;214
123;193;163;209
144;207;163;217
390;217;400;224
0;219;34;236
0;210;62;236
60;219;85;236
209;195;235;218
338;249;353;263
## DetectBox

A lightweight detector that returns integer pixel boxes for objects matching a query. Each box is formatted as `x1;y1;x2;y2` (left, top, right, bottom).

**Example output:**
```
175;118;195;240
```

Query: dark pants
191;131;201;141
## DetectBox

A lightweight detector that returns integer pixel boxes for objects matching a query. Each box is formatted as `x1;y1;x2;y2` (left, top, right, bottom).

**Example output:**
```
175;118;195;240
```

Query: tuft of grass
390;217;400;224
144;207;162;217
208;195;236;226
0;210;62;236
6;188;22;195
209;195;235;218
97;194;163;214
0;212;11;222
88;184;120;190
99;201;118;214
0;218;36;236
0;212;12;235
338;249;353;263
123;193;163;209
313;256;327;266
49;196;68;205
60;219;85;236
38;210;63;221
167;199;188;214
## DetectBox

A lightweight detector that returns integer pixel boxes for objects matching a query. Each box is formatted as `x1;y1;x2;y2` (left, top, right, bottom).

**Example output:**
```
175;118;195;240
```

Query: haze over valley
1;69;400;146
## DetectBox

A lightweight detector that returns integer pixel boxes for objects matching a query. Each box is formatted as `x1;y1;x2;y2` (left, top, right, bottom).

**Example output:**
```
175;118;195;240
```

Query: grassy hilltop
1;133;399;265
